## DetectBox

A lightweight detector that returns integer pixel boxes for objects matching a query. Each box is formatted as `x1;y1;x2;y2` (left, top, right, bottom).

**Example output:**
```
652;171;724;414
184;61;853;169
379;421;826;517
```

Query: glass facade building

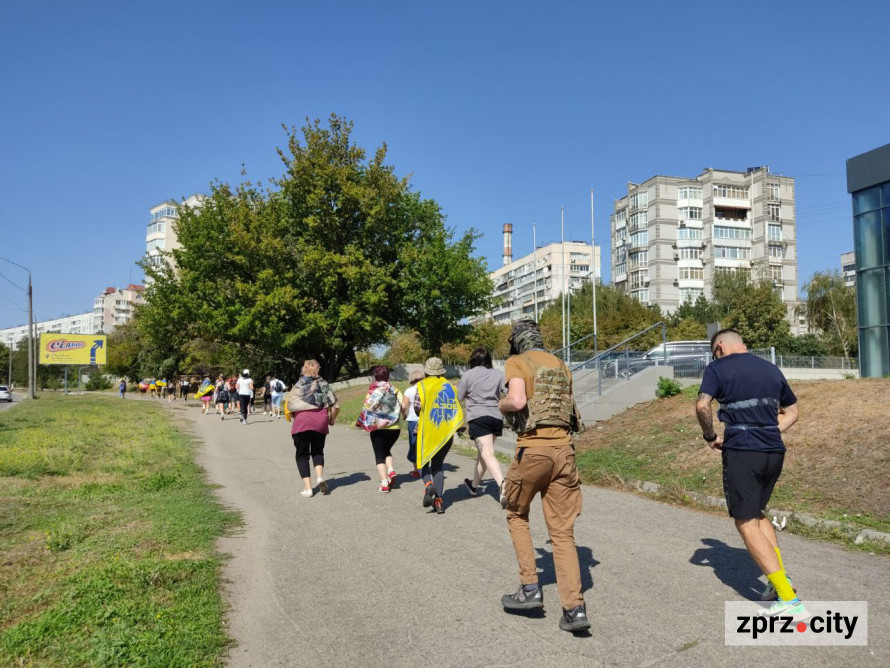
847;143;890;377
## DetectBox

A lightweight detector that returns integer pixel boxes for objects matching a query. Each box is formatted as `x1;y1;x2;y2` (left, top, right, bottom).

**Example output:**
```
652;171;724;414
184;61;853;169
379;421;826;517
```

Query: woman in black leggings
357;366;405;494
290;360;339;497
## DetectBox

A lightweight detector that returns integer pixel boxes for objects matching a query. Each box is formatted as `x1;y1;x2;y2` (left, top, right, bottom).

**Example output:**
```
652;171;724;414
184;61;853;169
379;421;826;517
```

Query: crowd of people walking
128;319;807;635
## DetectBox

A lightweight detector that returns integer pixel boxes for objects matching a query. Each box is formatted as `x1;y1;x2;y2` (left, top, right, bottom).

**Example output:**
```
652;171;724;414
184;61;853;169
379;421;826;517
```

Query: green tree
724;280;791;348
802;270;858;360
141;115;491;381
776;333;829;356
539;282;663;353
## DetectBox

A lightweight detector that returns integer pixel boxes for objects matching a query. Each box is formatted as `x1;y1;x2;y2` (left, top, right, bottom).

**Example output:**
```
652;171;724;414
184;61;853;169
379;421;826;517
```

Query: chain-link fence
749;348;858;370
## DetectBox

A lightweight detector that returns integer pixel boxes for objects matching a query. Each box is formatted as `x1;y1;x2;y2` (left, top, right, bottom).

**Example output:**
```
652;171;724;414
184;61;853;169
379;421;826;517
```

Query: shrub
656;376;683;398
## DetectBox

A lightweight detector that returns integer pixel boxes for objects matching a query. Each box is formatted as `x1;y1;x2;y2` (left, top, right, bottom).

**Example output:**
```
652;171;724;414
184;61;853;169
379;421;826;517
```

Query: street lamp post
0;257;35;399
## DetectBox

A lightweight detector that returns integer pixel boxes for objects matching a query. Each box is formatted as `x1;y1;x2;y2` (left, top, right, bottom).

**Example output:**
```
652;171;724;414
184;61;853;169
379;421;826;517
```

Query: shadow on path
326;472;371;492
689;538;763;601
535;544;599;592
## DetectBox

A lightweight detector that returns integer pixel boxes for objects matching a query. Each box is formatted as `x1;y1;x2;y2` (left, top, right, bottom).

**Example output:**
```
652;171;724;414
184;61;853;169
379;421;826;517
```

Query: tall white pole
532;223;539;321
561;207;566;352
591;188;598;356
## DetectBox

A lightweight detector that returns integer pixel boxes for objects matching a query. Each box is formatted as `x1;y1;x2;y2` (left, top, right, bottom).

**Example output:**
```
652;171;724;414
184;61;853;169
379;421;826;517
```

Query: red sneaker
378;480;390;493
388;470;397;488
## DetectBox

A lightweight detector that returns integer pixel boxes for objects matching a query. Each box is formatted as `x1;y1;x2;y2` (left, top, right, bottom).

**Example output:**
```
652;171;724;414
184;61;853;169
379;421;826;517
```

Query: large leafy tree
802;270;857;361
724;280;791;348
140;115;492;381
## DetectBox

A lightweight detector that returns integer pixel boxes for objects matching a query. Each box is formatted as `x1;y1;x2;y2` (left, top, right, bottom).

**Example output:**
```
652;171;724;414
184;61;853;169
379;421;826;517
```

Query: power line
0;290;27;312
0;270;26;292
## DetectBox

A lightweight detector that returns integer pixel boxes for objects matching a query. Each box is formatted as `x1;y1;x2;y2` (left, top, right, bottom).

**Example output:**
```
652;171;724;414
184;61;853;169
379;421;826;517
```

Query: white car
0;385;11;402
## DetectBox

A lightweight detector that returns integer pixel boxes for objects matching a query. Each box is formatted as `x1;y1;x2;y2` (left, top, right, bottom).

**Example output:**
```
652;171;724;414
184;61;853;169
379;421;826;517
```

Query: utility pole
0;257;34;399
532;222;539;321
590;188;598;357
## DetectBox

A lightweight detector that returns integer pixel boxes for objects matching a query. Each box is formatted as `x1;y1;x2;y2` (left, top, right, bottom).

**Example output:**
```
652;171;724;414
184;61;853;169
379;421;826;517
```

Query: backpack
274;379;285;393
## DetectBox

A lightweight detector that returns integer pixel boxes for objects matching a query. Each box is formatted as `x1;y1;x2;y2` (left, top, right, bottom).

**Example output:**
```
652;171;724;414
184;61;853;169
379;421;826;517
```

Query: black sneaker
559;604;591;632
422;482;437;508
501;585;544;611
463;478;479;496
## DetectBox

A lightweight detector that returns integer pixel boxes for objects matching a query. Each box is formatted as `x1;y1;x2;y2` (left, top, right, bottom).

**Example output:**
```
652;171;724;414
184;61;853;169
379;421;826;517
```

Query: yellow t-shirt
504;350;572;448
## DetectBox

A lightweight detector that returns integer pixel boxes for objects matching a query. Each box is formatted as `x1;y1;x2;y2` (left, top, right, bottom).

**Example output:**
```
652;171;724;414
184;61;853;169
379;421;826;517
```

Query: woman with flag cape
414;357;464;514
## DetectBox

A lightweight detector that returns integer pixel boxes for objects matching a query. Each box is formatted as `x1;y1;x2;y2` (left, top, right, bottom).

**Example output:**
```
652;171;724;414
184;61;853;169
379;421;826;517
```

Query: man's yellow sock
774;547;785;574
767;570;796;601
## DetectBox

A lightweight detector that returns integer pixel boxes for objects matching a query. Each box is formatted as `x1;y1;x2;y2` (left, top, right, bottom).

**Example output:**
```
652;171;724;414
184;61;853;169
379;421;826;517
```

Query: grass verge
0;395;239;666
575;379;890;554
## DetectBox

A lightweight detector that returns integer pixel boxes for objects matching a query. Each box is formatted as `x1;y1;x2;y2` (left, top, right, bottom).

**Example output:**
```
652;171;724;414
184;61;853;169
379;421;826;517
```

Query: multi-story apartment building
478;236;600;325
0;284;144;350
146;194;203;275
841;251;856;288
610;166;799;326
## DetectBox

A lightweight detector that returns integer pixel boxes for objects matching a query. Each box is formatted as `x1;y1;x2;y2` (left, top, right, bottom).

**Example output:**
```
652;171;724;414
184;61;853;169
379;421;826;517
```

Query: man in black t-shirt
695;328;806;619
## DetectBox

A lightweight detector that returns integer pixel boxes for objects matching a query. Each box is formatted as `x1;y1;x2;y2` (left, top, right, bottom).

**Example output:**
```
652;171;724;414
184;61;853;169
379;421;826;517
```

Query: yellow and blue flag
415;377;464;469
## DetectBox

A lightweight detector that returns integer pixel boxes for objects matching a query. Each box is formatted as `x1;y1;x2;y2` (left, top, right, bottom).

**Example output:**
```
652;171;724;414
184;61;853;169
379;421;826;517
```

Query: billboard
39;334;107;366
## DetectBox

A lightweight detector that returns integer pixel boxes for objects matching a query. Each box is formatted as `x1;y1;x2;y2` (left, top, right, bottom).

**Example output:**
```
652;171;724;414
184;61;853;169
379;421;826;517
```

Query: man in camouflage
499;319;590;633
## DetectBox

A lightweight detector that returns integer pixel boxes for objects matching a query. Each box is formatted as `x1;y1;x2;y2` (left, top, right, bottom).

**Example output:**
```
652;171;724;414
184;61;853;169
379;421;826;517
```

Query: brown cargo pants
503;443;584;609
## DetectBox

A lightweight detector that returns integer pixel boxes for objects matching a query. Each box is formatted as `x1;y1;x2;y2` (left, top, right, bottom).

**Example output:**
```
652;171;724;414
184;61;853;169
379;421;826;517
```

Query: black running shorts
468;415;504;440
721;449;785;520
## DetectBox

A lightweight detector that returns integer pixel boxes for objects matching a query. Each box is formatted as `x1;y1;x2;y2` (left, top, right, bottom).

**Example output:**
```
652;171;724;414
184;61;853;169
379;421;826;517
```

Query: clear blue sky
1;0;888;328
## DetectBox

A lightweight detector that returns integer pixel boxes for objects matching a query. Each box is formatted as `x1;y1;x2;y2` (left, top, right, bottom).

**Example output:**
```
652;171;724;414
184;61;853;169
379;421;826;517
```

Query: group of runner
194;372;288;423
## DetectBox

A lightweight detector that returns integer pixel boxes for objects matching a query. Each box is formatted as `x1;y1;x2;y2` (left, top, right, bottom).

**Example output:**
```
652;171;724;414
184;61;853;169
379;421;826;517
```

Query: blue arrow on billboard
91;340;105;365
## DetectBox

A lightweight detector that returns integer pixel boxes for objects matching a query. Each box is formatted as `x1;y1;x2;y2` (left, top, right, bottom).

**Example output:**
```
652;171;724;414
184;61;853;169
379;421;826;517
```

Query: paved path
166;402;888;667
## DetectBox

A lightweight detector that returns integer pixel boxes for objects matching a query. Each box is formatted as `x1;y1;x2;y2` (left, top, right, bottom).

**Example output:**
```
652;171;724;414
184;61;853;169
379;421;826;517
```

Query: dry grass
576;378;890;526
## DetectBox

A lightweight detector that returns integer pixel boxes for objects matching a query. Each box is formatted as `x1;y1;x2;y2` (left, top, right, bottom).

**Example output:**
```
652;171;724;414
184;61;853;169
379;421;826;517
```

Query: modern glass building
847;143;890;377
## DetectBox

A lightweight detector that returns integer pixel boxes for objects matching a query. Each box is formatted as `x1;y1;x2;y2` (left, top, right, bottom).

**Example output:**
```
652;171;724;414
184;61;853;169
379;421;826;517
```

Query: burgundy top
291;407;329;435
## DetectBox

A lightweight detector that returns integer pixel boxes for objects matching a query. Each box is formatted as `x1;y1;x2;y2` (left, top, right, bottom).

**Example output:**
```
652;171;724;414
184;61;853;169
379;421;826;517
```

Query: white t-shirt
404;385;419;422
271;378;285;395
236;377;253;396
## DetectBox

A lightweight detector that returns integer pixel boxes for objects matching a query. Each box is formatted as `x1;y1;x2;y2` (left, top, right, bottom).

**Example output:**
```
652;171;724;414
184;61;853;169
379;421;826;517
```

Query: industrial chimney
503;223;513;266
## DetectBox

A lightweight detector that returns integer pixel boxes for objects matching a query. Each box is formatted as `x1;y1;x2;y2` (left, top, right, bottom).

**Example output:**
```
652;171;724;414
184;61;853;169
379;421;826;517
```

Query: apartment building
0;284;145;350
610;166;799;327
146;194;203;275
477;225;600;325
841;251;856;288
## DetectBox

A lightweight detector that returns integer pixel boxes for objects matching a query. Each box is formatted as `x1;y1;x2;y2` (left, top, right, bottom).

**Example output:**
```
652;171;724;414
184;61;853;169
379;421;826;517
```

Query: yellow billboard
39;334;107;366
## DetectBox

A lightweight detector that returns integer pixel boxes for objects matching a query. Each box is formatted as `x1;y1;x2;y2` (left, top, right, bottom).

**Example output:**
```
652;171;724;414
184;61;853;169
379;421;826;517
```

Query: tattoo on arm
696;392;714;433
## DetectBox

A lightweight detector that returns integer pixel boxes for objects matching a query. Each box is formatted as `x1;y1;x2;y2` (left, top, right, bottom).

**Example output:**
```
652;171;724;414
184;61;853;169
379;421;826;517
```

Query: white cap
242;369;250;376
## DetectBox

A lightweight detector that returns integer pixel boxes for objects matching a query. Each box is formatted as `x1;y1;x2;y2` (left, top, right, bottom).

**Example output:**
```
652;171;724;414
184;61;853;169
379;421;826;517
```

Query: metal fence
749;349;857;370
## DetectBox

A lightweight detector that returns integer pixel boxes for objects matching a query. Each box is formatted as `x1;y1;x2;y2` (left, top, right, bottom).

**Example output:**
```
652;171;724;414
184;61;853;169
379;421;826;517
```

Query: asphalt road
164;401;888;667
0;391;24;412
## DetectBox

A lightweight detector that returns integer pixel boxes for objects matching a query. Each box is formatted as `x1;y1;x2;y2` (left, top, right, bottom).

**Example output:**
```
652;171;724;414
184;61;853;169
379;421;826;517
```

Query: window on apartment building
714;207;748;221
769;244;784;259
678;206;702;220
630;192;648;209
767;183;781;200
680;288;704;303
713;246;751;259
677;186;702;200
769;265;783;282
616;227;627;242
630;271;648;289
713;184;749;199
632;289;649;304
715;266;751;279
678;247;702;260
677;227;702;240
614;209;627;225
678;267;704;280
630;211;648;229
768;203;781;222
630;231;648;247
767;223;782;241
614;262;627;276
616;246;627;262
629;250;648;267
713;226;752;240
